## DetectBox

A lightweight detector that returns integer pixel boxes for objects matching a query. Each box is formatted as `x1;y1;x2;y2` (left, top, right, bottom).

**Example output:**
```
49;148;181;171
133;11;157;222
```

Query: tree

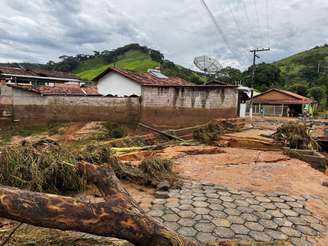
243;63;281;91
308;86;326;104
0;162;196;246
287;83;309;96
216;67;242;84
149;50;164;63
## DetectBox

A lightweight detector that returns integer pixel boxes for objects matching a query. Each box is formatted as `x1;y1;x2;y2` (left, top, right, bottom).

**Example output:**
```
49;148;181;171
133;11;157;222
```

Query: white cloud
0;0;327;70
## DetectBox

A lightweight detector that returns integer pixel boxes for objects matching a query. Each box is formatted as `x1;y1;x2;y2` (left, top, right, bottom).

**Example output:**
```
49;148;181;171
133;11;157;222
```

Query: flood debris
78;143;181;188
283;148;328;172
322;181;328;187
0;162;196;246
0;140;86;194
273;122;319;150
0;139;181;195
193;120;243;144
113;156;181;189
193;122;223;144
139;122;186;142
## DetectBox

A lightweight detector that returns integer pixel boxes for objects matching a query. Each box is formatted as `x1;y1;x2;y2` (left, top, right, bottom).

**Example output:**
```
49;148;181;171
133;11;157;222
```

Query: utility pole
249;48;270;118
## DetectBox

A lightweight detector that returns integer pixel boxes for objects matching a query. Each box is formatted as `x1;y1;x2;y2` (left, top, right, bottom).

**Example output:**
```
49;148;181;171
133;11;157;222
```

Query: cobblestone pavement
147;182;327;245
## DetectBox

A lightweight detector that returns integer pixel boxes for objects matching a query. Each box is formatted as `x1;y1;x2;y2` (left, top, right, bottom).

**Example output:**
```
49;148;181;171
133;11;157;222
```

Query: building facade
251;88;315;117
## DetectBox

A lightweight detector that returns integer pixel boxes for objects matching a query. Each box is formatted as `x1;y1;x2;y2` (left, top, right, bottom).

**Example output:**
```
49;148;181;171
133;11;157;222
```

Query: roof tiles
9;84;99;96
94;67;194;86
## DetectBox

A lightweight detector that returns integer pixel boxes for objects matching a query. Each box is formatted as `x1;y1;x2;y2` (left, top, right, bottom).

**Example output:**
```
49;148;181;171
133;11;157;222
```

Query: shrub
102;121;126;139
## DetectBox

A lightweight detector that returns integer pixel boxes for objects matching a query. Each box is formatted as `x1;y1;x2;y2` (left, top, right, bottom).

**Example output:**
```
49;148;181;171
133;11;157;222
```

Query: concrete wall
0;84;238;128
0;86;140;124
97;71;142;97
141;86;238;127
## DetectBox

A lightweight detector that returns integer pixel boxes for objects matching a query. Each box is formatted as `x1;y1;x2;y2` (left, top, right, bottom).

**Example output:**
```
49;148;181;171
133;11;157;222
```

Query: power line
225;2;252;64
227;2;250;50
200;0;239;58
252;0;261;30
241;0;256;50
265;0;271;47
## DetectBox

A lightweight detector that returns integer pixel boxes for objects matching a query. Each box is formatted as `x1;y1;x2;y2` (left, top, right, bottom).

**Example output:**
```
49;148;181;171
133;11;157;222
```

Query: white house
94;68;190;97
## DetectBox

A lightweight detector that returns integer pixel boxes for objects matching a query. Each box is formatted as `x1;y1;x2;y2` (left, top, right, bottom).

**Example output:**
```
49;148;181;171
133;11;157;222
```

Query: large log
0;162;197;246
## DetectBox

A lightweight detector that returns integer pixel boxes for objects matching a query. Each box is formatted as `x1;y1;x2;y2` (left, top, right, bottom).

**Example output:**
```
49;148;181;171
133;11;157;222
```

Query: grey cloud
0;0;327;69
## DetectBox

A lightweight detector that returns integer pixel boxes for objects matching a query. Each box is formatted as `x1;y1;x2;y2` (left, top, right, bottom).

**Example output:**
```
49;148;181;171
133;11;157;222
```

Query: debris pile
0;140;85;194
0;139;180;195
273;122;319;150
113;156;180;188
193;120;243;144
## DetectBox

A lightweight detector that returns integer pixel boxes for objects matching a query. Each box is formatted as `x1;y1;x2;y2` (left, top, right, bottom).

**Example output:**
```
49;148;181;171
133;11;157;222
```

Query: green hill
76;50;160;80
41;43;206;84
274;44;328;86
231;44;328;109
270;45;328;109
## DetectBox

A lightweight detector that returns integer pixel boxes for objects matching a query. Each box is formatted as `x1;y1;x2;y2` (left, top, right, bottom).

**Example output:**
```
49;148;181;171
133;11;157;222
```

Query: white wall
239;103;246;117
97;72;142;97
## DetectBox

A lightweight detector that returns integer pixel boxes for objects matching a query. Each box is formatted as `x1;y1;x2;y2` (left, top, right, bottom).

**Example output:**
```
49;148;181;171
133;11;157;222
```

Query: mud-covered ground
0;118;327;245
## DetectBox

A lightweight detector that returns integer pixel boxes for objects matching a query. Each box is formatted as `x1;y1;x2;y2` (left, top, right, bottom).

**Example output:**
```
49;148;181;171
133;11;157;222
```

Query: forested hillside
43;44;206;84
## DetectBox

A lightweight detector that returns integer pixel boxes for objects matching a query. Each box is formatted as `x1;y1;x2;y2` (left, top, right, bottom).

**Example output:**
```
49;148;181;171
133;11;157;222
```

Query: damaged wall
141;86;238;128
0;86;140;124
0;85;238;127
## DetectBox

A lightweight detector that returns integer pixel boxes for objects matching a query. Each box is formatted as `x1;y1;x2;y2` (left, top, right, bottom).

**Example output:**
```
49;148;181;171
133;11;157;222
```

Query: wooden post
281;104;284;117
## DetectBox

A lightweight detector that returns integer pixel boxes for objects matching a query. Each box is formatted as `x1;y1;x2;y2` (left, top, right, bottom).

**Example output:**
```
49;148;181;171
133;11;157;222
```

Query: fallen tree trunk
0;162;197;246
138;123;185;142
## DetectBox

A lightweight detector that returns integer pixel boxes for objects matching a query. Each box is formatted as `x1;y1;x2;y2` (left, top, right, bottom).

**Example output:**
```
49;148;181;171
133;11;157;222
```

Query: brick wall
141;86;238;128
0;86;140;124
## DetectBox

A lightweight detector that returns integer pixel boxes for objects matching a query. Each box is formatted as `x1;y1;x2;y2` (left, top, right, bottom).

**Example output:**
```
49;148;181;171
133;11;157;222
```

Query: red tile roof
94;67;193;86
8;84;99;96
253;88;314;105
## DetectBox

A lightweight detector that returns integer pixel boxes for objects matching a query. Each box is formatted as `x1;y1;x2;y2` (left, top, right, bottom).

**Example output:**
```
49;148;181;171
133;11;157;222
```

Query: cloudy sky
0;0;327;70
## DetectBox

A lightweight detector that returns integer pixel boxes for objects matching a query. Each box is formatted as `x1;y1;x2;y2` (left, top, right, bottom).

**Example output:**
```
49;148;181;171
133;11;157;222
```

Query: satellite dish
193;55;222;75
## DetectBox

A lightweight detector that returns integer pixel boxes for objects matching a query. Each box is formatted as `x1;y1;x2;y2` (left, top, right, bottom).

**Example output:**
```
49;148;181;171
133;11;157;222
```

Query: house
251;88;315;117
0;67;81;86
0;67;240;128
94;68;240;126
94;68;193;97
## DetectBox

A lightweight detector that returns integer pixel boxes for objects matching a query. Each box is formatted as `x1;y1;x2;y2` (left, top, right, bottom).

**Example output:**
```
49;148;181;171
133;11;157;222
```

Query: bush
102;121;126;139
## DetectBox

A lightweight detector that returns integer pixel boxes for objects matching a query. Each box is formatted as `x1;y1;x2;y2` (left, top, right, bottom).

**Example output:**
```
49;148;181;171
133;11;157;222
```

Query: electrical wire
227;2;250;50
252;0;262;48
200;0;238;57
265;0;271;47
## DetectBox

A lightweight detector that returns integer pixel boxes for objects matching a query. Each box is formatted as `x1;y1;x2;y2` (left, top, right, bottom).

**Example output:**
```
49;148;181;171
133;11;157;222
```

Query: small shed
252;88;315;117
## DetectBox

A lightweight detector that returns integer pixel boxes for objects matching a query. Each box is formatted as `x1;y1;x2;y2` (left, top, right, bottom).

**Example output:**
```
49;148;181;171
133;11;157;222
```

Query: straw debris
273;122;319;150
0;140;180;194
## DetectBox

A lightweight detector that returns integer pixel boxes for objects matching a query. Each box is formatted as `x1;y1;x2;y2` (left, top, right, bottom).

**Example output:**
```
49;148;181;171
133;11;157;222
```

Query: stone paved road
147;182;327;245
